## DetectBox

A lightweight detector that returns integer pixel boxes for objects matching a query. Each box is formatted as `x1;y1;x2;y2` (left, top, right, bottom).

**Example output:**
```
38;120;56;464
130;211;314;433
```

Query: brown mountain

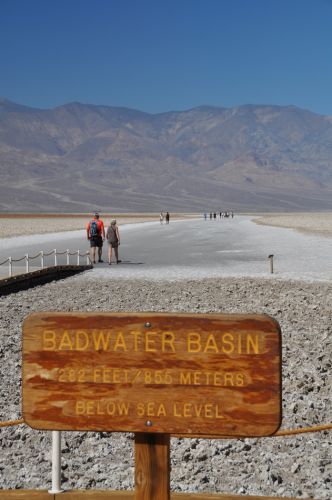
1;98;332;212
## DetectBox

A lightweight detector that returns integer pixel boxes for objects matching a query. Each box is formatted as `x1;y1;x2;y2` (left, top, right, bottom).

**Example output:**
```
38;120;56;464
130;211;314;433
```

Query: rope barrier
43;250;56;257
0;418;24;428
28;252;42;260
11;256;26;262
0;248;91;277
0;419;331;435
274;422;332;436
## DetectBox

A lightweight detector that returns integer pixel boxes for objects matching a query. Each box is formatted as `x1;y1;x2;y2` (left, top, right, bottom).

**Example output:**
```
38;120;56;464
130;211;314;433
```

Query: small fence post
48;430;63;494
54;249;57;267
8;256;12;277
40;251;44;269
77;250;80;266
268;254;274;274
66;249;70;265
25;254;29;274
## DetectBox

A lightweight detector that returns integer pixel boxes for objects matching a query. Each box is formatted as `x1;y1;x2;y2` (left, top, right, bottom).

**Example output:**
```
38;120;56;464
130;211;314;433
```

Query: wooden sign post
135;432;170;500
23;312;282;499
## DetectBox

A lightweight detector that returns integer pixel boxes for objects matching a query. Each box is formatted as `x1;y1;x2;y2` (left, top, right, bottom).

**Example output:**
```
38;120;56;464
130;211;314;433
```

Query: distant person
86;212;105;264
204;213;207;220
210;212;212;220
213;212;217;220
165;211;170;224
106;219;121;265
160;212;164;224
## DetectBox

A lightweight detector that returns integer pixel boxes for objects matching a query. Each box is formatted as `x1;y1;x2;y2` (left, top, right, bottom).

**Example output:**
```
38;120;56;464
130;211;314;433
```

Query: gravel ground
0;275;331;499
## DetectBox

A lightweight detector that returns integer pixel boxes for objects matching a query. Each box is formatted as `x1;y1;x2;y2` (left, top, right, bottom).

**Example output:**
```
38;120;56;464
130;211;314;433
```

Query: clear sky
1;0;332;115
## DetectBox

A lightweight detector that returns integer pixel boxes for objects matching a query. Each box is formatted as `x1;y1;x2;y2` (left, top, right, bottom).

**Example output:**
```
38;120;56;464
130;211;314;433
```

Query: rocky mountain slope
1;98;332;212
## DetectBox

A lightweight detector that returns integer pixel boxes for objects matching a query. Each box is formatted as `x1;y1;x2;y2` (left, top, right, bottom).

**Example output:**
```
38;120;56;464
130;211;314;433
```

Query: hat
111;219;116;224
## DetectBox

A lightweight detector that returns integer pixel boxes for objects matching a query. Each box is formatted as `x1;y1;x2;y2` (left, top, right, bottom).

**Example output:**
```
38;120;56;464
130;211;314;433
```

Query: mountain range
1;98;332;212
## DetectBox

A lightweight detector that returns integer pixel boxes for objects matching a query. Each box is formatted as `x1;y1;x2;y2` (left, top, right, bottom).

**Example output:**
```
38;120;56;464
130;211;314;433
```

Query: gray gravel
0;275;331;499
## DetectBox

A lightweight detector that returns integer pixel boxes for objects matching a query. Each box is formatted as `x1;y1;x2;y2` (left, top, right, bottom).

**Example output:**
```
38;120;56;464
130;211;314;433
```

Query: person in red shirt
86;212;105;264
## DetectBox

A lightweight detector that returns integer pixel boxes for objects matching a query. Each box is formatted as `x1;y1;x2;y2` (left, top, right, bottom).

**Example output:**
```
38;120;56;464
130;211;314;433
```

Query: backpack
89;220;99;237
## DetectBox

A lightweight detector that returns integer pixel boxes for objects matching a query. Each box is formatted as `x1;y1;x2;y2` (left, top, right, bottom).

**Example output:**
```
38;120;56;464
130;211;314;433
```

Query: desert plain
0;212;331;239
0;213;197;239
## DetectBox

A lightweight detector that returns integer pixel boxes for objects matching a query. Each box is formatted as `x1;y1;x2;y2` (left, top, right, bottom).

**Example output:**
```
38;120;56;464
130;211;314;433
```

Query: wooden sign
22;312;281;436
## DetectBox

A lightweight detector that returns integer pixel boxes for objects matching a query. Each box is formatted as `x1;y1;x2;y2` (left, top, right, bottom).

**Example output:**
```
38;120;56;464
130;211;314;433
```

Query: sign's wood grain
22;312;281;436
135;433;170;500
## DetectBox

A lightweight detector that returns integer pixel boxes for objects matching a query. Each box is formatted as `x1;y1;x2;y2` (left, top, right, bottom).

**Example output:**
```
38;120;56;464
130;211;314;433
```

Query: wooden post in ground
135;433;170;500
268;254;274;273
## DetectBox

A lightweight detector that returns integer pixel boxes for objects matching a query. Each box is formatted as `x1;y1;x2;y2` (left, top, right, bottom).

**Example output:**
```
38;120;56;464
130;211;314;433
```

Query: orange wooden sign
22;312;281;436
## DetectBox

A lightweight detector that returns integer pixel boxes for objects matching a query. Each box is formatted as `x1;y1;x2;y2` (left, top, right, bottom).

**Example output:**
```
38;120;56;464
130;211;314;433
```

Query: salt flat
0;212;331;239
0;215;331;282
254;212;332;238
0;214;191;239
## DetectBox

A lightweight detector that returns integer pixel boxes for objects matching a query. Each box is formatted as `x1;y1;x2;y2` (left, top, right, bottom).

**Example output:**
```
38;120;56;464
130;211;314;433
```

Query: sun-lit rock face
1;99;332;212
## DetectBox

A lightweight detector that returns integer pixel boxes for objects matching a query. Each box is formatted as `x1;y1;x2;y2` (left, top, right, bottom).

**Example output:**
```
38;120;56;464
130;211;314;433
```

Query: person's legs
98;239;103;262
114;245;122;263
90;241;97;263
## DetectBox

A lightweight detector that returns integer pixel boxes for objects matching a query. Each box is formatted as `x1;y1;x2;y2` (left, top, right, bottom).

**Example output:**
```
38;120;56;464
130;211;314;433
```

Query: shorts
108;240;119;248
90;236;103;248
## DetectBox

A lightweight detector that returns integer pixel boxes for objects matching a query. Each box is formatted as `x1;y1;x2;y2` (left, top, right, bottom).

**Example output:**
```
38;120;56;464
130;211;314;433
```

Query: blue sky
1;0;332;115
